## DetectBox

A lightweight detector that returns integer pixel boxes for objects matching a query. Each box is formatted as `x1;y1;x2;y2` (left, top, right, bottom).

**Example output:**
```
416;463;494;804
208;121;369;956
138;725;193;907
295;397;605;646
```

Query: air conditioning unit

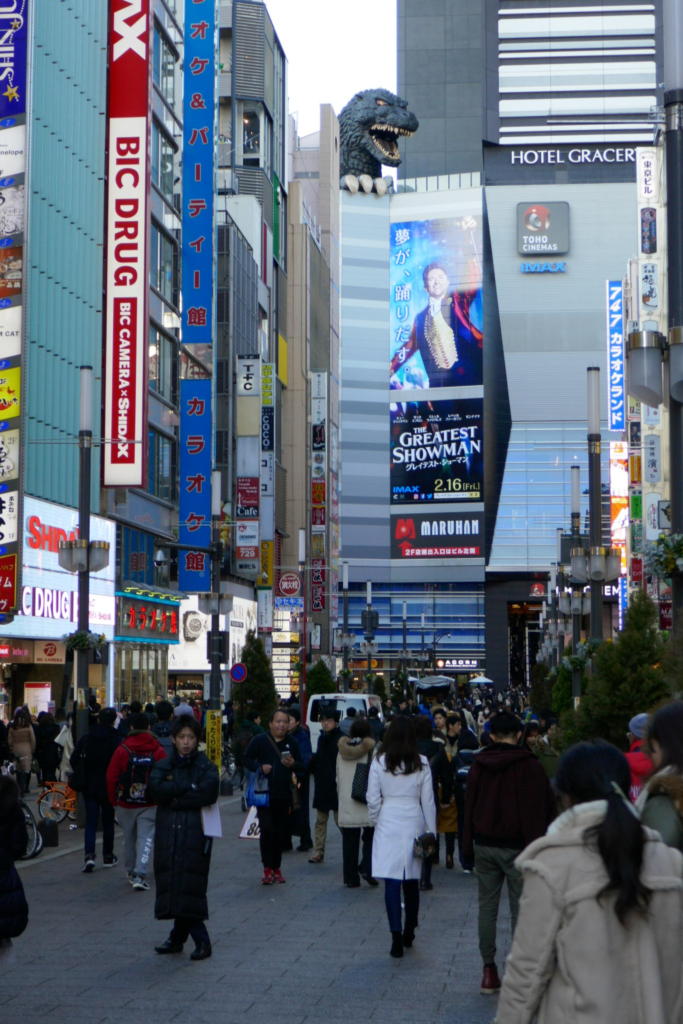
183;611;208;642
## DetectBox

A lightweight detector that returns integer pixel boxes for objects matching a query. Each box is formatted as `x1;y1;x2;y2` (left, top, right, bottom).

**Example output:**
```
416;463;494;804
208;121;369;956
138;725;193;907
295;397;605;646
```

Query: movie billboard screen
389;216;483;391
390;399;483;503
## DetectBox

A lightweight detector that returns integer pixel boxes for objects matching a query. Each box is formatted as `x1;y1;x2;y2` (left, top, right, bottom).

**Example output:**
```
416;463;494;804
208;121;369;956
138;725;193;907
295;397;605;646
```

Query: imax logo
520;262;567;274
113;0;147;61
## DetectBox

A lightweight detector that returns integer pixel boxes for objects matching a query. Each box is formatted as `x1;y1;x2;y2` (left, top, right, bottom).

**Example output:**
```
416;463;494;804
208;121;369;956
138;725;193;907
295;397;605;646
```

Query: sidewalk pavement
7;796;512;1024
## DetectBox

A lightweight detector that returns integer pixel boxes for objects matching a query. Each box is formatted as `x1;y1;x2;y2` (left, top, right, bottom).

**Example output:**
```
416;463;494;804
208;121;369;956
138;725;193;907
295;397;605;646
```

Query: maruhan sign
510;147;636;166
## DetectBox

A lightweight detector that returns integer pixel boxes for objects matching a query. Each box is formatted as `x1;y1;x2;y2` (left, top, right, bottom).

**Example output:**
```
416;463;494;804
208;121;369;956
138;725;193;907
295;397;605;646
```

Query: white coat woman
367;716;437;959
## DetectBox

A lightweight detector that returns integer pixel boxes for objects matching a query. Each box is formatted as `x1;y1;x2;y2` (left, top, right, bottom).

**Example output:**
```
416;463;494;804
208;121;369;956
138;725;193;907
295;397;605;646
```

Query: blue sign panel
179;379;212;592
182;1;215;346
606;280;625;431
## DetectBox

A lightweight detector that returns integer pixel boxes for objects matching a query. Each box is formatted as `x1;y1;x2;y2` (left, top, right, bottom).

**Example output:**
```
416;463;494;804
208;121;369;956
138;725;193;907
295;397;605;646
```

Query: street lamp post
664;0;683;637
57;367;110;739
341;562;350;692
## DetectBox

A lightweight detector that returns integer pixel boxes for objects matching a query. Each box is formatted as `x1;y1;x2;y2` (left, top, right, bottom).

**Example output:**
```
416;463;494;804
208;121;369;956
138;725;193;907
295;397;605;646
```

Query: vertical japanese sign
606;281;625;431
103;0;151;486
182;0;215;347
179;379;212;592
0;5;29;616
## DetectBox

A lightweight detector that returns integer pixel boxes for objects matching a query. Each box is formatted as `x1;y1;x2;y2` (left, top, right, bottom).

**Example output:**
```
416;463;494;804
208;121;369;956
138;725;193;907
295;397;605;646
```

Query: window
150;223;177;305
149;325;177;403
242;107;261;166
152;24;176;107
151;121;175;204
147;428;176;503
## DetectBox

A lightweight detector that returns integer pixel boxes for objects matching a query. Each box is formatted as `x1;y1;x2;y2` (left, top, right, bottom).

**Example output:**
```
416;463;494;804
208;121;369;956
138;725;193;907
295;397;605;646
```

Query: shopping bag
239;804;261;840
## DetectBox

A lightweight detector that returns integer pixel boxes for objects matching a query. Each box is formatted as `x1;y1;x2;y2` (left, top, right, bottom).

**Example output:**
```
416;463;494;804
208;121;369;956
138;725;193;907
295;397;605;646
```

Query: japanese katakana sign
182;0;216;347
179;378;212;592
606;280;625;431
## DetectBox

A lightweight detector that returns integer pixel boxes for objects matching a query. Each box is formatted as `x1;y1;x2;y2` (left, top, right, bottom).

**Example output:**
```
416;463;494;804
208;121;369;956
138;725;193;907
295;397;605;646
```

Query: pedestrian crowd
1;686;683;1023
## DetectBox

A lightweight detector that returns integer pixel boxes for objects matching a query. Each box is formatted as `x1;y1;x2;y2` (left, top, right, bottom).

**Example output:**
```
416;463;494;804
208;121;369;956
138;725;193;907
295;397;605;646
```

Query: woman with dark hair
638;700;683;851
366;717;437;958
148;714;219;960
494;741;683;1024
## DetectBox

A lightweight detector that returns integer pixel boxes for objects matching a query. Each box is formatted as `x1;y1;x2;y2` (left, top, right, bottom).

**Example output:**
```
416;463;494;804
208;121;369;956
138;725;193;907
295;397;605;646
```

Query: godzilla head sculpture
338;88;418;195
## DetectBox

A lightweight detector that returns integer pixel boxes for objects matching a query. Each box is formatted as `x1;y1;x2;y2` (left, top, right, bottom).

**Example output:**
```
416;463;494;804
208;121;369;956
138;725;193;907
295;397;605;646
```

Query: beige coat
336;735;375;828
495;800;683;1024
8;724;35;772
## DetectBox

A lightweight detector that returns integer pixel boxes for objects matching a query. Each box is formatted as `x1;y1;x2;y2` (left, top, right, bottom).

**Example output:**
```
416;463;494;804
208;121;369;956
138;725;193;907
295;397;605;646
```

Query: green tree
561;591;672;749
306;658;335;696
232;630;277;722
529;662;554;718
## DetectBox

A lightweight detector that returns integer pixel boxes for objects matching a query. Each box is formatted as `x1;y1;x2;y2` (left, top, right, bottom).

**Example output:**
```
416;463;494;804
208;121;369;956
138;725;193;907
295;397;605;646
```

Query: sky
261;0;397;137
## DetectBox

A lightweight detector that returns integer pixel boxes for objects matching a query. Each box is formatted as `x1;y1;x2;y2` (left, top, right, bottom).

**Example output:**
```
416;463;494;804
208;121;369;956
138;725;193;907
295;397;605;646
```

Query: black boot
390;932;404;958
190;941;212;961
155;937;184;954
420;855;433;891
403;879;419;947
402;924;416;948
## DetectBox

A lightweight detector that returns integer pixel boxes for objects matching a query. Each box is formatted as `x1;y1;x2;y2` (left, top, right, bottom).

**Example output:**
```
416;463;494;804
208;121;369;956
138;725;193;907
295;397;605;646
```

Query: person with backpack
106;712;166;891
70;707;121;873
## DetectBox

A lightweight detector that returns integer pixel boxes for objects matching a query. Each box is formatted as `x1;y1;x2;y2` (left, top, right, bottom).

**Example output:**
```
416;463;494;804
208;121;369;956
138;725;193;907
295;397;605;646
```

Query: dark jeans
384;878;419;933
340;825;374;885
17;771;30;796
257;798;291;870
170;917;210;946
84;796;115;860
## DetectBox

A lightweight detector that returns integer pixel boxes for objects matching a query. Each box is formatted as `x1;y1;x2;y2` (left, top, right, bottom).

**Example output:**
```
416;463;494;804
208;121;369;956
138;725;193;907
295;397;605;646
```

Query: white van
306;692;383;748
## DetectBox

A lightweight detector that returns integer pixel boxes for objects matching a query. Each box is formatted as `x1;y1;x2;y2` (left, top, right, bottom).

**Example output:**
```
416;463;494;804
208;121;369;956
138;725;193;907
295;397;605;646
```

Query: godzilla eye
375;99;387;106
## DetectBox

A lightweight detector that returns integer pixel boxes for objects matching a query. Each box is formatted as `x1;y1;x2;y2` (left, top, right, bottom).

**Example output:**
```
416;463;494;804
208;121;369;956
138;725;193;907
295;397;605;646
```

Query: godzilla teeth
370;123;414;137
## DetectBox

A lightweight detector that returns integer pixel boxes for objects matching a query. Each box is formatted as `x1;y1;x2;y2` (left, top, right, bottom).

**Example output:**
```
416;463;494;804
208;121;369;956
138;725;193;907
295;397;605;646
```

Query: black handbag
351;754;371;804
413;832;437;859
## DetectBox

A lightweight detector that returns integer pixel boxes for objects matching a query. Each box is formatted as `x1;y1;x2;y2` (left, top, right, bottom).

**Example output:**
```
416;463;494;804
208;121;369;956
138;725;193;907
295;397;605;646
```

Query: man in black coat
307;707;342;864
71;707;121;873
462;711;555;996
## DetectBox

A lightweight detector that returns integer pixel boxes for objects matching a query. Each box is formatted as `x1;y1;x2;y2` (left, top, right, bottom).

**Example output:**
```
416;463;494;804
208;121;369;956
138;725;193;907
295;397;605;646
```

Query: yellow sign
260;540;274;587
0;365;20;419
205;710;222;774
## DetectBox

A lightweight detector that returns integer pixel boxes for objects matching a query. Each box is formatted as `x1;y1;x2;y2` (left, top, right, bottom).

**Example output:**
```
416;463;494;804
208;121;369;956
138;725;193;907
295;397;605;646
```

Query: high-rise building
334;0;653;689
398;0;662;178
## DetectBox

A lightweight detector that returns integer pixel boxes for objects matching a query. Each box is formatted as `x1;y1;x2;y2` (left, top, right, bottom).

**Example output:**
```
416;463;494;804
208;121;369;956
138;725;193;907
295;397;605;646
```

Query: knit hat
628;713;649;739
173;702;194;718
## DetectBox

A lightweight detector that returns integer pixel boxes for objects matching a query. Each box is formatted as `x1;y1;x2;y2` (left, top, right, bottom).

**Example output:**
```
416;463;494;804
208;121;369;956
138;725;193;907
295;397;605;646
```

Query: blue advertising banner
0;4;29;618
606;280;625;431
182;1;216;346
179;379;212;592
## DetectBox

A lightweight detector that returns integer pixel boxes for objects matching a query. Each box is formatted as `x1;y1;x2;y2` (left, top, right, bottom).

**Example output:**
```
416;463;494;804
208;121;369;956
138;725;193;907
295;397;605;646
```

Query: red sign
311;507;325;526
278;572;301;597
116;594;180;642
236;477;259;519
0;553;16;614
631;556;643;585
103;0;151;486
659;601;673;631
26;515;79;552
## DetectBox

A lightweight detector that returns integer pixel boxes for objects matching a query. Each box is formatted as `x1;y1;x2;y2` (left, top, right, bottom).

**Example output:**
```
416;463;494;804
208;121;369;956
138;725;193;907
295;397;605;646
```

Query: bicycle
36;778;78;823
2;761;43;858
